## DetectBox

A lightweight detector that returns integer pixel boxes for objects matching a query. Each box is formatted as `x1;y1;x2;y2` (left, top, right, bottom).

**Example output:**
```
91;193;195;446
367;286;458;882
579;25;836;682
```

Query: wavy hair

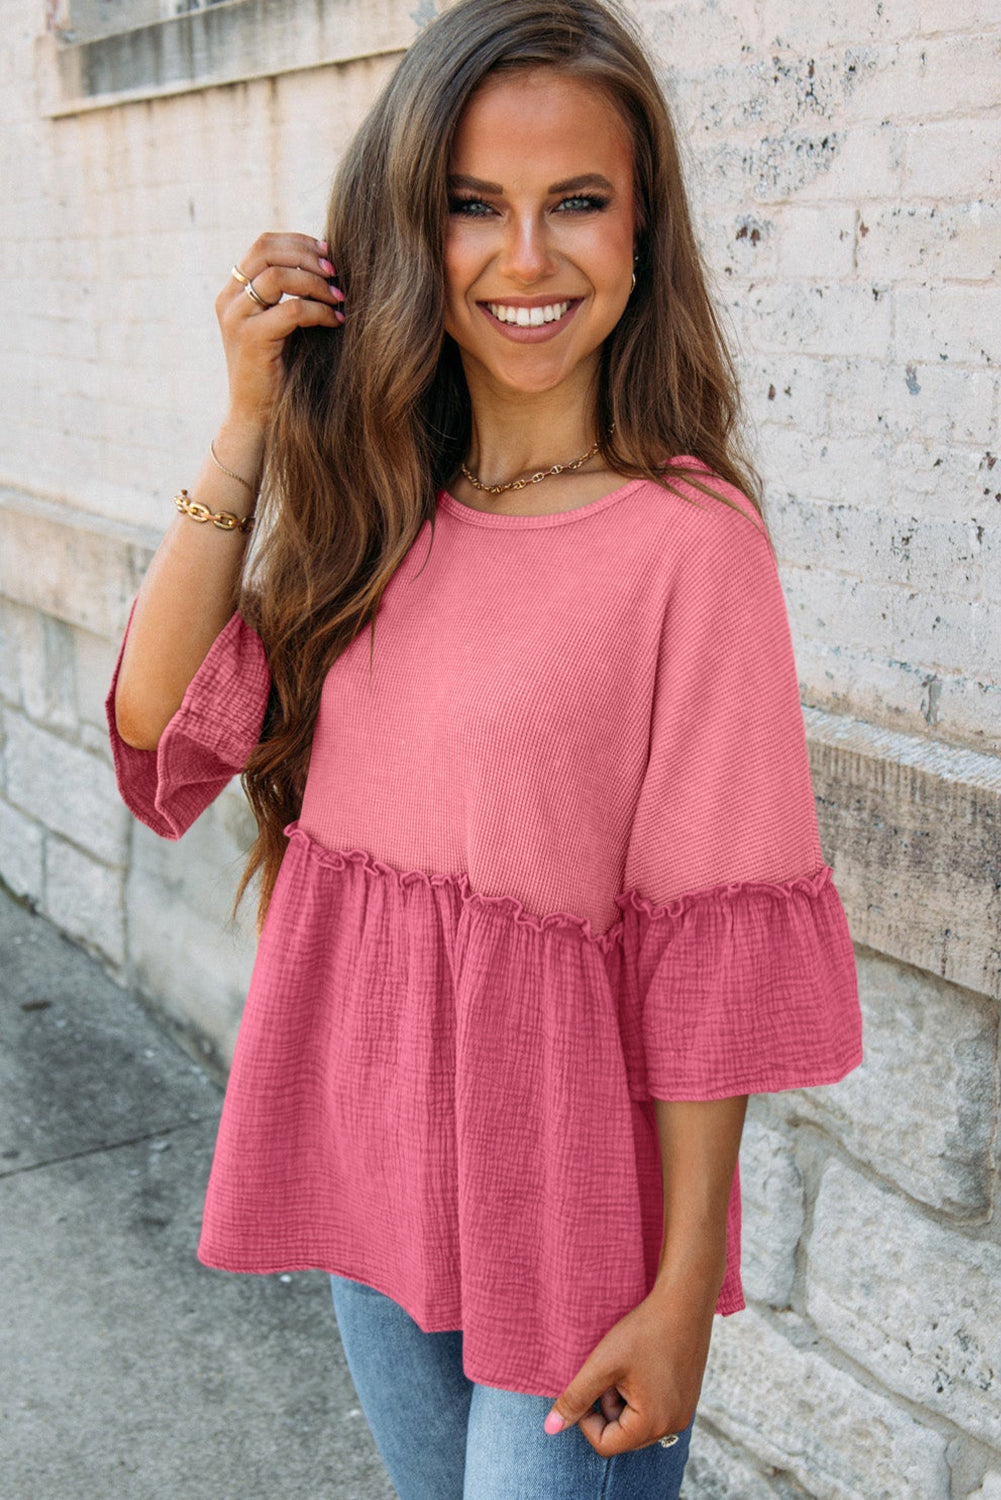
231;0;767;938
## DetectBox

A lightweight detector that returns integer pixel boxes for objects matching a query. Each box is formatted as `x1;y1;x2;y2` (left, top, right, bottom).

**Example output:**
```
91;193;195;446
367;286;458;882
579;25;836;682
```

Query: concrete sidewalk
0;882;397;1500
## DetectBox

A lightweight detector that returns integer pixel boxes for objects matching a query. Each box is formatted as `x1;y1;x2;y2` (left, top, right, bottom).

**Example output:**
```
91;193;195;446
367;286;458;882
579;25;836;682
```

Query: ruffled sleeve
617;487;863;1100
104;592;271;840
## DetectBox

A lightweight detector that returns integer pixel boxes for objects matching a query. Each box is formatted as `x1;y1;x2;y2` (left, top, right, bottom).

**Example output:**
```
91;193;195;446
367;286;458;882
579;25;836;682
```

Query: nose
496;211;558;285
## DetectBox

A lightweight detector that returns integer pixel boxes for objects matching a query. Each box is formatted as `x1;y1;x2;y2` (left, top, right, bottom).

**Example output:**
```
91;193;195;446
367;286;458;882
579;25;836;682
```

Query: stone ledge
0;487;157;640
805;708;1001;1001
35;0;420;118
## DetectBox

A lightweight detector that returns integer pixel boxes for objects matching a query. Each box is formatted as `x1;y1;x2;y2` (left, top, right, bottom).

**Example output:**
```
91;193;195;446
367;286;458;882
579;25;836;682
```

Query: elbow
114;686;163;753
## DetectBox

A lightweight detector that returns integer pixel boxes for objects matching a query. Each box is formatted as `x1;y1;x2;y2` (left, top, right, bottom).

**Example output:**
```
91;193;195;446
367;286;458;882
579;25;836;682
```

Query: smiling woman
442;71;636;429
105;0;863;1496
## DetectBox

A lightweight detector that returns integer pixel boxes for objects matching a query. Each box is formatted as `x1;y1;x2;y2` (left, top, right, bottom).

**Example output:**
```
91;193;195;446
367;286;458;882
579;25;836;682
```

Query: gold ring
231;263;252;286
245;280;278;310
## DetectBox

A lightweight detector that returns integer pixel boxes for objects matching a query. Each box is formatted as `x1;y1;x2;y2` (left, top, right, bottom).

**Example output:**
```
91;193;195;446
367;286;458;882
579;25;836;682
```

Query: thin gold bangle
209;439;256;493
174;488;255;534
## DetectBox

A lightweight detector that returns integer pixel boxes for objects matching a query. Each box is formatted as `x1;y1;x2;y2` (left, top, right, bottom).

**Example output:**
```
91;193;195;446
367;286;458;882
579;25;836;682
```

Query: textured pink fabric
106;597;271;839
105;458;863;1397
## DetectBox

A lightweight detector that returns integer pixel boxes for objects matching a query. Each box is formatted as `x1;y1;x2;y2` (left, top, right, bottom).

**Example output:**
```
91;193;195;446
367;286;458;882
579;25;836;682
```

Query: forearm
650;1094;749;1305
114;414;265;751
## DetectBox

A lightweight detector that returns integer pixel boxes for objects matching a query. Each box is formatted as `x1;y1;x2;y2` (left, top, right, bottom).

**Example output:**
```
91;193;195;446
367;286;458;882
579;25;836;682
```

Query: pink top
105;458;863;1397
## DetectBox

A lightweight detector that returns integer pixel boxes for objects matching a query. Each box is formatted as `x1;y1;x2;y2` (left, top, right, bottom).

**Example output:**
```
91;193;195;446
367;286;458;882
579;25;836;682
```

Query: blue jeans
329;1273;695;1499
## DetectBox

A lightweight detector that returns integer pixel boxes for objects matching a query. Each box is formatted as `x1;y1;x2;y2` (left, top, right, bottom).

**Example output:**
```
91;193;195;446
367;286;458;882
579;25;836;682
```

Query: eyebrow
447;172;615;195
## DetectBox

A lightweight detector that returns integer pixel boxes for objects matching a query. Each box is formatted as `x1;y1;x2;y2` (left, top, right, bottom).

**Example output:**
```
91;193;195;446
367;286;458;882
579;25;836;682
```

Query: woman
106;0;864;1495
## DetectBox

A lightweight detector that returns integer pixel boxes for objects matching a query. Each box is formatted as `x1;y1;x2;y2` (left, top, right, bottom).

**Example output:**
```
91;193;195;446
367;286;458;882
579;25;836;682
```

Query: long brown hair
231;0;767;939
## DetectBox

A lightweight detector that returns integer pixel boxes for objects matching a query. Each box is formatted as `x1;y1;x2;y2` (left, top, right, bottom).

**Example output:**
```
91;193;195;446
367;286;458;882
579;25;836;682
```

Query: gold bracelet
209;438;256;493
174;488;255;533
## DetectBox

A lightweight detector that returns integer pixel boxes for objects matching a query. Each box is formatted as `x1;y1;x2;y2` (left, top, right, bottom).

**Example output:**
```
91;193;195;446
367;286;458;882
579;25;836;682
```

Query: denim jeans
329;1272;696;1500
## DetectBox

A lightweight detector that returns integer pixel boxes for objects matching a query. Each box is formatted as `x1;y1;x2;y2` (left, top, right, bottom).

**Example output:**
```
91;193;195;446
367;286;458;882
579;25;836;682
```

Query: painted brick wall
0;3;998;1494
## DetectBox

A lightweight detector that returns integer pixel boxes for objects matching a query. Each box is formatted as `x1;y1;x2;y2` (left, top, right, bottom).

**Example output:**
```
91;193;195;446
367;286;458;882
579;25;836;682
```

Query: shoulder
627;458;774;572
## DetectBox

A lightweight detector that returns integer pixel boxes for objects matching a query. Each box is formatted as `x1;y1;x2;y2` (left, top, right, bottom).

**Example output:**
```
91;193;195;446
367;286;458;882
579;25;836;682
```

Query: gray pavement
0;883;397;1500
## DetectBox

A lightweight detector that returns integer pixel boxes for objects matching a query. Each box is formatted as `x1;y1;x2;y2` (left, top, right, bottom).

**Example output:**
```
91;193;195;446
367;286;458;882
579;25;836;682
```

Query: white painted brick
919;0;998;30
856;200;1001;284
905;118;1001;200
733;282;893;359
742;354;832;436
701;1305;950;1498
768;951;996;1214
821;359;997;447
43;834;125;966
765;494;986;596
796;634;1001;748
737;1111;804;1306
645;4;757;72
895;285;1001;368
830;36;1001;122
764;428;994;529
760;429;895;508
785;569;997;678
700;210;780;282
754;0;919;50
789;120;906;201
720;130;848;203
0;797;45;904
806;1159;1001;1448
4;713;129;867
774;204;857;279
886;442;998;517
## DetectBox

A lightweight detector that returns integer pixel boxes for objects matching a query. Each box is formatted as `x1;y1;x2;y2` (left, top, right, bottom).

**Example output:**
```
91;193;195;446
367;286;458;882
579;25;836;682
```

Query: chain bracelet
174;488;255;533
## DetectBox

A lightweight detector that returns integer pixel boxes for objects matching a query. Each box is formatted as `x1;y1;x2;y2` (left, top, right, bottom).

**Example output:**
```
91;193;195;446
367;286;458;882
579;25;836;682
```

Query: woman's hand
215;231;346;435
543;1278;717;1456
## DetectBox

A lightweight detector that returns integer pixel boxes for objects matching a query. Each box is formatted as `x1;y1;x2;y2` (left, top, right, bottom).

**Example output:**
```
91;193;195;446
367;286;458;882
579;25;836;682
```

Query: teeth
487;301;571;326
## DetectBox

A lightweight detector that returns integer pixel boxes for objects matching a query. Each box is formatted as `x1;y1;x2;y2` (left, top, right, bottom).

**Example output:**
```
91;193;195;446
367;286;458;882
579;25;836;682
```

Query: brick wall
1;2;998;1494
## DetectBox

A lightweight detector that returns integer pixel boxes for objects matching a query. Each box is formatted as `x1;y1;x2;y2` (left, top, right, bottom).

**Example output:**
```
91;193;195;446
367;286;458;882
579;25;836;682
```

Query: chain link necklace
460;422;616;496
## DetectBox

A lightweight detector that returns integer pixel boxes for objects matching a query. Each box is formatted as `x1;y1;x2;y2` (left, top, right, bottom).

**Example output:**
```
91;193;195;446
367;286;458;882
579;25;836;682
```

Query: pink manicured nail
316;239;328;252
328;284;346;301
319;258;334;274
544;1411;565;1435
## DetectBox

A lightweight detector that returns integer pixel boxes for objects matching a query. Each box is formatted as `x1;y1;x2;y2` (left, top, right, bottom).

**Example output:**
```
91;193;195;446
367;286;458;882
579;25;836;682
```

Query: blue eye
555;195;609;213
447;193;610;217
448;196;493;216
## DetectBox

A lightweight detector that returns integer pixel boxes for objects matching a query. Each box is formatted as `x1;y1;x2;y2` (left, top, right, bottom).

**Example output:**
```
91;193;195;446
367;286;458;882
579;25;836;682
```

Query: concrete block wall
1;1;999;1494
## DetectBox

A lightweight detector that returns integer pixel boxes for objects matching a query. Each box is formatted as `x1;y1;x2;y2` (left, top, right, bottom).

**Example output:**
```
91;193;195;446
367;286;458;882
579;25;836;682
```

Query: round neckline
436;475;647;528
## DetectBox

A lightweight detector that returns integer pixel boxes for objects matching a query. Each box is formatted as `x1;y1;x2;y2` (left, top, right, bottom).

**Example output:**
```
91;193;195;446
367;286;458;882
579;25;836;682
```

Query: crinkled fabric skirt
329;1272;696;1500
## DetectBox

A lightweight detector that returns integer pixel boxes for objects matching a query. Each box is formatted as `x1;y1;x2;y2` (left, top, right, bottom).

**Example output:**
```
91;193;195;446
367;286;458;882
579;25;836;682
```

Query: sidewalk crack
0;1117;220;1180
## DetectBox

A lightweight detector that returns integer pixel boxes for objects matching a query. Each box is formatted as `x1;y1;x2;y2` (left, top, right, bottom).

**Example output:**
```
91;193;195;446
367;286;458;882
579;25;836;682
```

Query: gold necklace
460;422;615;496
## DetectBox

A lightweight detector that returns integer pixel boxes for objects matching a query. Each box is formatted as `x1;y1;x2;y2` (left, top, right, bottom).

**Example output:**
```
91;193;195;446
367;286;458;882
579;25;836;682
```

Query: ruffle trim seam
282;821;834;951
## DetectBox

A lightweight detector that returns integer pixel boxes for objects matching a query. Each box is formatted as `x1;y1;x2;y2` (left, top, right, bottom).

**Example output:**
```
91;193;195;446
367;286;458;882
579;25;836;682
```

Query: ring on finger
245;279;279;310
231;263;252;286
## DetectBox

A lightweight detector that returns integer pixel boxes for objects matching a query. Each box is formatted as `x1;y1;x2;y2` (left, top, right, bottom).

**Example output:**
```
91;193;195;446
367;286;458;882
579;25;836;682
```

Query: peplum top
105;457;863;1397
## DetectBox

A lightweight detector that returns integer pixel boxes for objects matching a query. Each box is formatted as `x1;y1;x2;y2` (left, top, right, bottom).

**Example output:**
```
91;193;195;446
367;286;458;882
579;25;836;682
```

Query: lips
476;298;584;341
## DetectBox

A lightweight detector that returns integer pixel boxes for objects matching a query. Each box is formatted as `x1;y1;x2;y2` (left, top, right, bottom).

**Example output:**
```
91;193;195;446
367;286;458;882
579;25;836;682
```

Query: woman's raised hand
215;231;346;435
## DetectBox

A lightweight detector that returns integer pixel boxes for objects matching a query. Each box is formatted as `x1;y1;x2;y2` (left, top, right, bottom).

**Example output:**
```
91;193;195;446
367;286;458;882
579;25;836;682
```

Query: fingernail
335;309;346;322
316;239;328;252
544;1411;565;1435
319;258;334;274
327;282;345;300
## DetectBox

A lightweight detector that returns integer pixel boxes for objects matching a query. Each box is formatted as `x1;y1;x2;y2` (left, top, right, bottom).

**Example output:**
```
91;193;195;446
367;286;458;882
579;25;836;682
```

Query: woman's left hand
543;1280;717;1455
